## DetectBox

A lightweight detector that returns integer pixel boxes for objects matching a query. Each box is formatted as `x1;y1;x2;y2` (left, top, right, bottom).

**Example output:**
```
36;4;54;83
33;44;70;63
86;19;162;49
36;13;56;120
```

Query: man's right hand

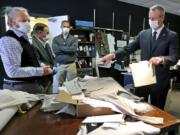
100;53;115;64
43;66;52;75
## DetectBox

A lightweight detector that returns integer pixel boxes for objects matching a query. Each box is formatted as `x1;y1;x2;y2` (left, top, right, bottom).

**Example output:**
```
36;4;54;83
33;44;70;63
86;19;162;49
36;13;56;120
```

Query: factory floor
164;88;180;135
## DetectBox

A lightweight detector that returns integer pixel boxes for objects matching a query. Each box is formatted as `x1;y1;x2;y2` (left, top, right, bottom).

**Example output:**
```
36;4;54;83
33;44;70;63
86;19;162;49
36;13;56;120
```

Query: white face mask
42;34;50;42
15;21;31;34
62;27;70;35
149;19;159;30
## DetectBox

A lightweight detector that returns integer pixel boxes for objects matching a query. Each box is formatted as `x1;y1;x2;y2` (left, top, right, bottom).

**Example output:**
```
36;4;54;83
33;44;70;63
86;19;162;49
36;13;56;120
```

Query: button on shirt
0;28;43;81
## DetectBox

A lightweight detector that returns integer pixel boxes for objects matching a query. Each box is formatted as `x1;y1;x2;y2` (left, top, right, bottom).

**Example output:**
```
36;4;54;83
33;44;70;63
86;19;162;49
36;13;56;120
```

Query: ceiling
117;0;180;16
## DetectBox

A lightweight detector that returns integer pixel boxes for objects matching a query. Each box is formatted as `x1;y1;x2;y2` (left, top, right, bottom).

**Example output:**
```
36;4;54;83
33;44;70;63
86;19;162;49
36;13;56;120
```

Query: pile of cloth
0;89;76;131
0;89;40;131
63;77;162;135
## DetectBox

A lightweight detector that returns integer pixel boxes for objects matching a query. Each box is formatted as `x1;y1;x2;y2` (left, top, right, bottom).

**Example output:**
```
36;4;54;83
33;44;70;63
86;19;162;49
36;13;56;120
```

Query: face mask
43;34;50;42
62;27;70;35
15;21;31;34
149;19;159;30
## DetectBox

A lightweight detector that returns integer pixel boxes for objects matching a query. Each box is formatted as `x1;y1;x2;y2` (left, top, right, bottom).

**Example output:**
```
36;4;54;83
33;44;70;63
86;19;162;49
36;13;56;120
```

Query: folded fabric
64;77;141;101
94;94;163;125
87;121;160;135
0;107;17;131
0;89;39;109
40;94;76;115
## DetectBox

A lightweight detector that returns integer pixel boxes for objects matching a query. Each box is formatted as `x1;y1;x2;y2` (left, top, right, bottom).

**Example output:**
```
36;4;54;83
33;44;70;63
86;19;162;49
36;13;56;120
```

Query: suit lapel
151;27;167;54
45;44;54;62
146;29;152;59
33;37;52;63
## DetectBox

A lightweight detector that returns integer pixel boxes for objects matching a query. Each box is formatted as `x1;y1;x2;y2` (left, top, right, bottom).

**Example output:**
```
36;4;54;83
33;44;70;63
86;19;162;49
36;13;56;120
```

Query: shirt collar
9;27;26;38
152;24;164;35
61;34;69;39
34;35;46;48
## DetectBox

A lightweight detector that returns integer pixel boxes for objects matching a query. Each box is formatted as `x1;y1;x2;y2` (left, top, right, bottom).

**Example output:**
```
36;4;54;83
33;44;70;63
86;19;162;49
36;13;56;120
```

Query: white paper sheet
102;123;120;129
0;107;17;131
107;34;115;53
130;61;156;87
82;114;124;123
82;97;121;113
117;40;127;48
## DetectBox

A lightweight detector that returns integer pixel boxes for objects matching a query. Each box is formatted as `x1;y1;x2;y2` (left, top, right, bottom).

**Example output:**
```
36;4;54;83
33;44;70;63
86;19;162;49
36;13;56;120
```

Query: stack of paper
129;61;156;87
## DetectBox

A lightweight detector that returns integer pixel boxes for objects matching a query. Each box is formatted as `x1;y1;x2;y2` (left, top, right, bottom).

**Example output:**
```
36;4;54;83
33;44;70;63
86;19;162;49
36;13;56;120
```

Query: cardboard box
55;91;114;117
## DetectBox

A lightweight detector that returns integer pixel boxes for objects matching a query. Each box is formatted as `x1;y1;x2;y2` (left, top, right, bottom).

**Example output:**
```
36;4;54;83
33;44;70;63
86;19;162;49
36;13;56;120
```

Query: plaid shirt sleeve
0;36;44;78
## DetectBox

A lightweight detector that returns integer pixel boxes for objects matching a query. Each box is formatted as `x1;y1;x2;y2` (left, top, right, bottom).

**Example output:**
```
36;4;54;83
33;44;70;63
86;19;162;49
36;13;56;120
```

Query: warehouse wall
0;0;180;36
0;0;180;88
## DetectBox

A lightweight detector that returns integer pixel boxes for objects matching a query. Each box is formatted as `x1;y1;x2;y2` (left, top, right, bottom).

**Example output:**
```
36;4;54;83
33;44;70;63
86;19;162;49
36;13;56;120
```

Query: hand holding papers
129;61;156;87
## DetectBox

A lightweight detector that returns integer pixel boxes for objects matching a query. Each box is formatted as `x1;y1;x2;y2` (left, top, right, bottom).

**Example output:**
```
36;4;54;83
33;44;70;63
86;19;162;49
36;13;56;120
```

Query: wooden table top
1;104;82;135
1;103;180;135
141;106;180;129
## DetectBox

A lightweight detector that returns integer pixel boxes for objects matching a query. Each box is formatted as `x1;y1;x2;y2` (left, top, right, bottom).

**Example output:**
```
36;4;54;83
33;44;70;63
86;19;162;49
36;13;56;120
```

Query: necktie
152;31;157;41
151;31;157;50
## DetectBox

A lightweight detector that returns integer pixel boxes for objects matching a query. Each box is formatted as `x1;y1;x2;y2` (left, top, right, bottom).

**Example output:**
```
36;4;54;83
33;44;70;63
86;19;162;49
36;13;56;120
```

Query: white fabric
0;107;17;131
0;89;39;109
82;114;124;123
88;121;160;135
0;89;39;132
97;94;163;124
82;97;121;113
40;94;76;115
107;34;115;53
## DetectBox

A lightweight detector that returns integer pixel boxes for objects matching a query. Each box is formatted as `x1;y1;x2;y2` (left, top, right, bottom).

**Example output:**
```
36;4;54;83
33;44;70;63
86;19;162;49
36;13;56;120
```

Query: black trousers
135;80;170;110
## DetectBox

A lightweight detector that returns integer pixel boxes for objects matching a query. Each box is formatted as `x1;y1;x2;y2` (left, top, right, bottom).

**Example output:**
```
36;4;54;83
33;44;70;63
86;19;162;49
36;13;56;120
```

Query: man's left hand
149;57;164;65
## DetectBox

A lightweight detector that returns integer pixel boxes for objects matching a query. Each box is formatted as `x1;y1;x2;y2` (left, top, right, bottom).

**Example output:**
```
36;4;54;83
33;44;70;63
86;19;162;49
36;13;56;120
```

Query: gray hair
150;5;165;17
4;7;28;26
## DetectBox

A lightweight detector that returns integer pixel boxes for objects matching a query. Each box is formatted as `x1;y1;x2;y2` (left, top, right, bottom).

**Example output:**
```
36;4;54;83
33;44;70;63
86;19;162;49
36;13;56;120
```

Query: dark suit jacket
115;27;179;85
32;35;55;68
32;36;56;86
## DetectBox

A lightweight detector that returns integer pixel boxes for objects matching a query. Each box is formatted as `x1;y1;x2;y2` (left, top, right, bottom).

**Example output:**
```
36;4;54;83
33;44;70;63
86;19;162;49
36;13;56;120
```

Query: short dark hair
33;23;47;34
61;20;70;27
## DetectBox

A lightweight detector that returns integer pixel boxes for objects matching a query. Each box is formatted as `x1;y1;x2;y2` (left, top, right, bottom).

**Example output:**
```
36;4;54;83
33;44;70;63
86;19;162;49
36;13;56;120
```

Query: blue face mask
62;27;70;35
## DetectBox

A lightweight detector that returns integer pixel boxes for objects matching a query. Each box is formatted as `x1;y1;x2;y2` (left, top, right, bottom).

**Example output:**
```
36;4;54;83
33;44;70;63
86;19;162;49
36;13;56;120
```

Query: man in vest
0;7;52;93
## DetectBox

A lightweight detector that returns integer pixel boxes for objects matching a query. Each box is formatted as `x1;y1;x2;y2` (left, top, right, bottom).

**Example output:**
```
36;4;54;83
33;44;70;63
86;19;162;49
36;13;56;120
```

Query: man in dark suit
101;5;179;110
32;23;56;93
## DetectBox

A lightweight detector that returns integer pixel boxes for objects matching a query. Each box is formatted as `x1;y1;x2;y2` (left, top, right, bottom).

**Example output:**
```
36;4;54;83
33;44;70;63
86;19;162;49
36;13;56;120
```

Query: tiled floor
165;89;180;117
